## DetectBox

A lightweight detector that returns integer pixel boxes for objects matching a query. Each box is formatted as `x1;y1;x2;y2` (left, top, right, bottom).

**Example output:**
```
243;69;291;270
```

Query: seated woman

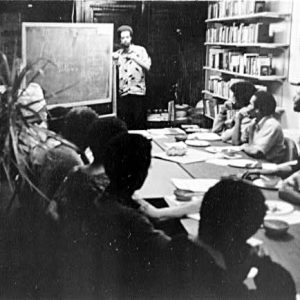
162;178;296;299
212;81;256;143
237;91;286;163
51;116;128;220
37;106;99;205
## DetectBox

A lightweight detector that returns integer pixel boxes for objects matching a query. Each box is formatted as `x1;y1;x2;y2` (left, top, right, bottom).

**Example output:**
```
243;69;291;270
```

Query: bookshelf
203;66;286;82
203;0;291;120
205;12;288;24
204;42;289;49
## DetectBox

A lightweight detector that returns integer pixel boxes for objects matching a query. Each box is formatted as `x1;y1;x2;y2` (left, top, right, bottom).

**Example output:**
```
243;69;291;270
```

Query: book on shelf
207;77;267;100
257;55;272;76
208;48;274;76
206;22;270;44
207;0;266;19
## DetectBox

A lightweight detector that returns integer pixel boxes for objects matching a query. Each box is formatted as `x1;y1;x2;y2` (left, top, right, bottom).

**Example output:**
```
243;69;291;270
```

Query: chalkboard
22;23;114;108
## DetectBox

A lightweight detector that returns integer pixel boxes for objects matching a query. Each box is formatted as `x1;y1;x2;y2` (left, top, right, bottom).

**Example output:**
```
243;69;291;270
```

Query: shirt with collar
115;44;151;97
242;115;286;163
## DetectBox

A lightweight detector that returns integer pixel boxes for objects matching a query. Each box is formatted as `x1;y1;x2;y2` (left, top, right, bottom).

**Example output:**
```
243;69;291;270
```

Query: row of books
208;49;273;76
208;0;266;19
207;76;267;100
206;23;270;44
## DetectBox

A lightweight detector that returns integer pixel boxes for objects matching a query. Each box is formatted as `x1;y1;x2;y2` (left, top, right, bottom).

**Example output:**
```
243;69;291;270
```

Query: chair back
283;137;298;162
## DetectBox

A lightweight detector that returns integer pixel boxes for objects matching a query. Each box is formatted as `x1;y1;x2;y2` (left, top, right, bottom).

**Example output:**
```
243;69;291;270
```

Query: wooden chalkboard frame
22;22;116;115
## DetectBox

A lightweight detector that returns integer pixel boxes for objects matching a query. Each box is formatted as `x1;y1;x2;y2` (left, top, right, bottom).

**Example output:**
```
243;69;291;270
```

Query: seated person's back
160;179;296;299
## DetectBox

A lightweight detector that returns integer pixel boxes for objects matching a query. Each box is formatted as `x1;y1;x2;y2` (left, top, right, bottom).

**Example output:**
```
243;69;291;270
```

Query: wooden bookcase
202;0;291;120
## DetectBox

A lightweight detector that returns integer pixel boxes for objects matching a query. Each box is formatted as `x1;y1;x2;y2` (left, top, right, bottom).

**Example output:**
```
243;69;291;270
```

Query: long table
139;134;300;294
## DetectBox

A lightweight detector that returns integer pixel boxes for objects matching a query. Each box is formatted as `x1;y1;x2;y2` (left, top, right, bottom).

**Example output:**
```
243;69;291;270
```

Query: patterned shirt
115;44;151;97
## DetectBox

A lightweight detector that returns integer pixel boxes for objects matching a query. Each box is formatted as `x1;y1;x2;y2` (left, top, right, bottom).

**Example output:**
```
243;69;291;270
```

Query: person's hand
112;52;119;60
220;100;232;115
224;100;233;110
236;107;249;121
187;196;202;213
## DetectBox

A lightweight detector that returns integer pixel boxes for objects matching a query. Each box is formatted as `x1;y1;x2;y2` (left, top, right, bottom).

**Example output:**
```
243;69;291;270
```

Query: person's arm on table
279;171;300;204
244;160;298;178
241;143;264;159
133;195;202;221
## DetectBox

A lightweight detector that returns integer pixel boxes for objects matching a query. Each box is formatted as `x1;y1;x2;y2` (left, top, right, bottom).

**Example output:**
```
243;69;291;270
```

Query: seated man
37;106;99;205
238;91;286;163
163;178;296;299
212;81;256;143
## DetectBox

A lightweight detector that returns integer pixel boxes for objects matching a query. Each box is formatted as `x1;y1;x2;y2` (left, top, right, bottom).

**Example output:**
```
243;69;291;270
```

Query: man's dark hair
104;133;151;192
198;178;267;249
230;81;257;109
88;117;127;165
48;106;70;134
117;25;133;38
253;91;277;116
62;106;98;151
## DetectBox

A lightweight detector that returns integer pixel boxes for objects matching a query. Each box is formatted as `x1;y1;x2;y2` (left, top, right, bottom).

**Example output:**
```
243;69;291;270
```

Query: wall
281;0;300;130
81;0;207;110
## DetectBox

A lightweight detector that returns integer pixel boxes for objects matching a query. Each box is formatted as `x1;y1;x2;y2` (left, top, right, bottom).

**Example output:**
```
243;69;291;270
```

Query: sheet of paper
154;148;214;164
206;158;237;166
171;178;219;192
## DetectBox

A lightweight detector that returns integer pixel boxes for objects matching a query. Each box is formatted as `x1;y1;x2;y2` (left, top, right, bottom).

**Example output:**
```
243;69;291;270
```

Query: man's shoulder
264;116;282;131
131;44;147;53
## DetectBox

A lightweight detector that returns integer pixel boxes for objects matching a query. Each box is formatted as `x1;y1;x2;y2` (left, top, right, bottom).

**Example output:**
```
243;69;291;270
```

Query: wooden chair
283;136;299;162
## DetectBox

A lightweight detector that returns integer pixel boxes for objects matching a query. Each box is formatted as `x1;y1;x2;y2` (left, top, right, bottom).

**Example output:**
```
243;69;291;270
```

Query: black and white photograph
0;0;300;299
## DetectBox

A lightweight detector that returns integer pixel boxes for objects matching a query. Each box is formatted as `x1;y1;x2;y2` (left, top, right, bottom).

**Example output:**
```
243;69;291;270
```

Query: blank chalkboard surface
22;23;114;108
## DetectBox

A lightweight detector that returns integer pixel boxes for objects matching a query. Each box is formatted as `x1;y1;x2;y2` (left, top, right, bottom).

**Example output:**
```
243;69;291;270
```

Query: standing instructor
113;25;151;130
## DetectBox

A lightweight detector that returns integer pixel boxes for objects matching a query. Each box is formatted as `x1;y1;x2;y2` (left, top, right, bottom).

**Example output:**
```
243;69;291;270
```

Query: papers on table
171;178;219;192
148;128;186;136
154;148;214;164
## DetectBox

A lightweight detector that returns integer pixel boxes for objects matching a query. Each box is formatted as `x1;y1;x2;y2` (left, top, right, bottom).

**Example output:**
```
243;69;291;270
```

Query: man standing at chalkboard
113;25;151;130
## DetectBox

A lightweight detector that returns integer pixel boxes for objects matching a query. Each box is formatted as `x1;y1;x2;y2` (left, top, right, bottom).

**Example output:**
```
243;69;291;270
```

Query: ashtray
175;134;187;142
264;219;289;238
174;189;194;202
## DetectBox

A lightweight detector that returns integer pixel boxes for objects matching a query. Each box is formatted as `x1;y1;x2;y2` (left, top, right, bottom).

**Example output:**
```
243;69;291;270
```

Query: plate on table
185;140;211;147
265;200;294;216
252;176;282;190
228;159;259;169
187;132;221;141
